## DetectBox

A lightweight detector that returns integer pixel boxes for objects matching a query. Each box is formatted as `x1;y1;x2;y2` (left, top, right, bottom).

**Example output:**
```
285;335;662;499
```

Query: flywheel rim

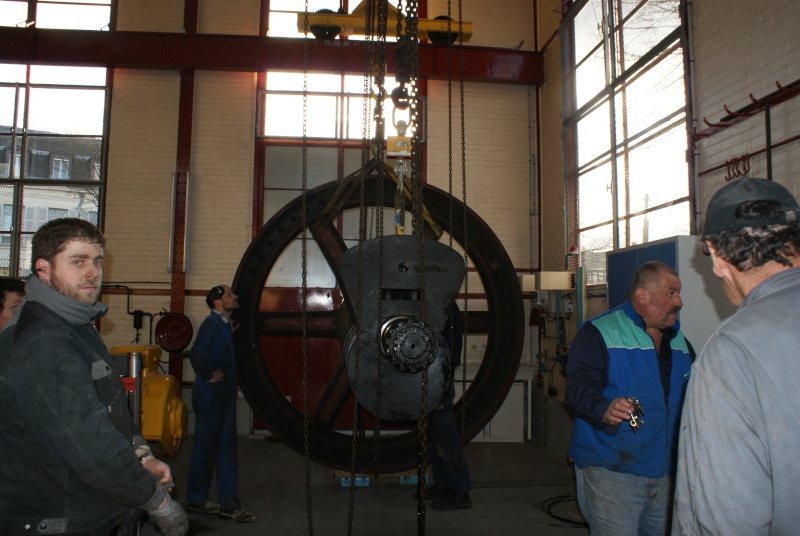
232;176;524;473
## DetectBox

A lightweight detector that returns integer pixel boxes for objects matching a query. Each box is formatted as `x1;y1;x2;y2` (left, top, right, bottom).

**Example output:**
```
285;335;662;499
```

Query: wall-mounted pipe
167;172;177;273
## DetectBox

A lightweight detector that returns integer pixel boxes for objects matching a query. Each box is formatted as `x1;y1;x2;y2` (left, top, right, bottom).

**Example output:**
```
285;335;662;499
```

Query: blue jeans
575;466;673;536
427;390;472;494
186;382;240;510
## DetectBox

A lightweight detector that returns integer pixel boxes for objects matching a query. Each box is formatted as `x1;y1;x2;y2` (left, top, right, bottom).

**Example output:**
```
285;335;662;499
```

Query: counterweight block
340;235;466;421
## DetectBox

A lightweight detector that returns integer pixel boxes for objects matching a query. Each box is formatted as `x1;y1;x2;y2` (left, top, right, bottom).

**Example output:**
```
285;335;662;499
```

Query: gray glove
147;495;189;536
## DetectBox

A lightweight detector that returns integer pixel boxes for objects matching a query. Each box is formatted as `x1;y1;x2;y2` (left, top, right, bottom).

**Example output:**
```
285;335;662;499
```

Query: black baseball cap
205;285;226;307
703;176;799;234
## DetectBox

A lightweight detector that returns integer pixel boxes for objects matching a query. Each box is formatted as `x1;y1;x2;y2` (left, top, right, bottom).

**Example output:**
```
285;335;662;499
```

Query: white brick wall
692;0;800;218
116;0;184;33
427;80;534;270
184;70;256;291
104;69;180;286
198;0;260;35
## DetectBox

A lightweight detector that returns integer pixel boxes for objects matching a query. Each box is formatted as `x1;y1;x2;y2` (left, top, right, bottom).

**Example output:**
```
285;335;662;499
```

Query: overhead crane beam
0;27;543;86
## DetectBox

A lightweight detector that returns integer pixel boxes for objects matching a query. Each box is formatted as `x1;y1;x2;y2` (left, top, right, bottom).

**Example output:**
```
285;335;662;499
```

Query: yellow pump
110;345;188;458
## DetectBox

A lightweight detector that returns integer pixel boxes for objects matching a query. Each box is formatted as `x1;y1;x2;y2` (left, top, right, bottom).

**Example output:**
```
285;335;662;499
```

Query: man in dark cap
672;176;800;535
185;284;255;522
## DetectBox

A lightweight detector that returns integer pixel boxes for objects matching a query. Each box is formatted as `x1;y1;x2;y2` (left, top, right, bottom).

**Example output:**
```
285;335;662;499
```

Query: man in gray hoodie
673;177;800;535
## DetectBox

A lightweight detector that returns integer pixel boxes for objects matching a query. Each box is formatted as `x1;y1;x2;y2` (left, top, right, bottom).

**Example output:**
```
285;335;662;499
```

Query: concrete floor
160;435;589;536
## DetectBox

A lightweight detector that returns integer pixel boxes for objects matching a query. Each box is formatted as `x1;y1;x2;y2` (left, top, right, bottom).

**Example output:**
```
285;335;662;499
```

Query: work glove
147;495;189;536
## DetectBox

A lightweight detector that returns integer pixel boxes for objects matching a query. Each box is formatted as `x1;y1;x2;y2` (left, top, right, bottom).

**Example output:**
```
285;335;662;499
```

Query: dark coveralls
427;305;473;494
186;311;240;510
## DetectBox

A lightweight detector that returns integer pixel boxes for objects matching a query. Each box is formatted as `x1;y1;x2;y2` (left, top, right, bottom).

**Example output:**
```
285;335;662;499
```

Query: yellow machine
110;345;188;458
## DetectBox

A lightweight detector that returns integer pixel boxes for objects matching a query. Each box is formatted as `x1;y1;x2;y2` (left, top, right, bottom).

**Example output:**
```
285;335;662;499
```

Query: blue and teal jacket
566;300;693;478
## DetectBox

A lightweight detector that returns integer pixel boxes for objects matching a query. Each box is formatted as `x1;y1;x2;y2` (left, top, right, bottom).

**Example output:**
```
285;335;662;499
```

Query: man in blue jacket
186;284;255;522
567;261;694;535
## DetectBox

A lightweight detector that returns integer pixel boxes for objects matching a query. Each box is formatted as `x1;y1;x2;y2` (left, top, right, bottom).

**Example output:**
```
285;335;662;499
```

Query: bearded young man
0;218;187;536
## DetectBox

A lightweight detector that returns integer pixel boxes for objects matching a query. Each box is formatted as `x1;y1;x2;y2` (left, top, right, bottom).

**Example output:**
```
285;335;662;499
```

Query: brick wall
427;80;534;270
692;0;800;219
116;0;184;32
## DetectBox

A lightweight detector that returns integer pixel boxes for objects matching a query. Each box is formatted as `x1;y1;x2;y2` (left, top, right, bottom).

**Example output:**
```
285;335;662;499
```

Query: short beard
50;272;100;305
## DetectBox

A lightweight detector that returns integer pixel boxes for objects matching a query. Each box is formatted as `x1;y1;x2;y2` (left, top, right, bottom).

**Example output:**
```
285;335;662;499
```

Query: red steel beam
0;27;543;86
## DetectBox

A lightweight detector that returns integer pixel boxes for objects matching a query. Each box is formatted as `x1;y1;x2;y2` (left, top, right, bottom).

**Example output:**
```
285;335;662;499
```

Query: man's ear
707;245;732;279
633;286;647;305
35;258;52;284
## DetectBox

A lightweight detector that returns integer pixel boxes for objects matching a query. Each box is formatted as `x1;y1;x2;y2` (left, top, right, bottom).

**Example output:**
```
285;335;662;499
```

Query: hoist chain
301;4;314;535
372;0;389;482
443;0;469;475
444;0;459;473
348;0;374;529
457;0;469;470
394;1;429;534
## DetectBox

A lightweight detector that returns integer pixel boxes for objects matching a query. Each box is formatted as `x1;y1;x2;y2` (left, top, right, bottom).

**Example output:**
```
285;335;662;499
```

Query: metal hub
387;319;436;373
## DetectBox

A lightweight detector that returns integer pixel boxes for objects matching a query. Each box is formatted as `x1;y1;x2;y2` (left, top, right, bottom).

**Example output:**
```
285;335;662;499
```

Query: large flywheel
232;168;524;473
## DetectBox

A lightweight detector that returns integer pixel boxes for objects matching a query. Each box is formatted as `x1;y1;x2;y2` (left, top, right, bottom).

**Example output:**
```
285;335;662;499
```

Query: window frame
0;71;109;277
561;0;694;283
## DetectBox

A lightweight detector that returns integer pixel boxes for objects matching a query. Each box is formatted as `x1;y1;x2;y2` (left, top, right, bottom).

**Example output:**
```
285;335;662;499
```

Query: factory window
0;62;107;277
260;72;409;142
562;0;690;284
258;70;414;287
0;0;111;31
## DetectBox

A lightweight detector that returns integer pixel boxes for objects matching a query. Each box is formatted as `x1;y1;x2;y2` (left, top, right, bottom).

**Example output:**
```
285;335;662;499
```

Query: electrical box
606;235;736;348
536;271;575;291
519;274;536;292
519;272;575;292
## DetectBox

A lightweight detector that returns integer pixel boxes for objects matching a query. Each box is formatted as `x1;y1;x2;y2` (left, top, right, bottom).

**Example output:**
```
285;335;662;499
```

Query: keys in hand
627;396;645;433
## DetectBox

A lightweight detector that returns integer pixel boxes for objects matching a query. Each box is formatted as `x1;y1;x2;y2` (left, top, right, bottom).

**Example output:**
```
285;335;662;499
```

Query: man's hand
142;455;174;489
209;369;225;384
147;495;188;536
602;397;635;426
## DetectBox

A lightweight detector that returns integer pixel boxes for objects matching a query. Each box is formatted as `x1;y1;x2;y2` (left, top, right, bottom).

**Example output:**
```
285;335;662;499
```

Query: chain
361;0;375;171
396;1;429;534
301;4;314;535
372;0;389;482
457;0;469;470
443;0;461;474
